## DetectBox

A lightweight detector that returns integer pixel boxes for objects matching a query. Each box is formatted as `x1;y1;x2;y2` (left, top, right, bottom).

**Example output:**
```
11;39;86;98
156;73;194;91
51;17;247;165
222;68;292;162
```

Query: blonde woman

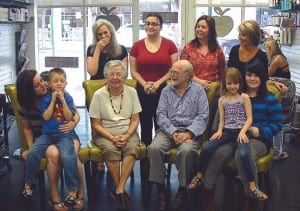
264;39;290;79
228;20;288;93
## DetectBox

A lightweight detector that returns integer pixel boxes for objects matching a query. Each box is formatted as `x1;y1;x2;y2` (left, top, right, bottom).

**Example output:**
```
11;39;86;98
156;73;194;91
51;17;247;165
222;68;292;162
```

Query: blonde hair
221;67;243;95
264;39;286;60
238;20;261;46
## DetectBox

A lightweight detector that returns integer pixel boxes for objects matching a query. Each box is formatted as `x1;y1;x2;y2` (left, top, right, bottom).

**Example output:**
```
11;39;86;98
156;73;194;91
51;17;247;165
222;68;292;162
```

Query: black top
269;55;291;79
87;45;128;80
228;45;269;79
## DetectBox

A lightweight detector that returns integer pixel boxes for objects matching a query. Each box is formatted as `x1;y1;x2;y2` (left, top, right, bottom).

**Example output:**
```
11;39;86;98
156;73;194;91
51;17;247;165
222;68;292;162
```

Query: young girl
188;67;268;200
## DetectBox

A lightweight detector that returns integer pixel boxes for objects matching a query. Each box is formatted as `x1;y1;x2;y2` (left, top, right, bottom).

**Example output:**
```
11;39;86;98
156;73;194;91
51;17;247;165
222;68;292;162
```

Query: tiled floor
1;108;300;211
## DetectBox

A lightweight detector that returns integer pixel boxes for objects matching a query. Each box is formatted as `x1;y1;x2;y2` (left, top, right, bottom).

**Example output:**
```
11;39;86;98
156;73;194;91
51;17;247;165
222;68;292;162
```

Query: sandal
64;194;76;207
249;188;268;200
48;198;67;211
22;187;33;198
73;197;84;211
187;175;203;189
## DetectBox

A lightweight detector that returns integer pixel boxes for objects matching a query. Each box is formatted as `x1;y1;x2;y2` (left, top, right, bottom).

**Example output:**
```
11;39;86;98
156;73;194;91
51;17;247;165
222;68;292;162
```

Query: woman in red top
181;15;225;91
130;13;178;146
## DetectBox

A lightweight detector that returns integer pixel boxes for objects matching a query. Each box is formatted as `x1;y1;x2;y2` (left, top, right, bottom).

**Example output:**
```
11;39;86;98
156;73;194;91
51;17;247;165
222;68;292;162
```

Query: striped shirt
251;91;283;148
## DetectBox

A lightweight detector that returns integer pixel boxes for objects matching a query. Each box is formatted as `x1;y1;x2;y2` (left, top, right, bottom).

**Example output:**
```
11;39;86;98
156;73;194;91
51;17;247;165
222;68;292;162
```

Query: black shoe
111;189;132;205
115;193;127;209
170;190;186;210
157;192;168;210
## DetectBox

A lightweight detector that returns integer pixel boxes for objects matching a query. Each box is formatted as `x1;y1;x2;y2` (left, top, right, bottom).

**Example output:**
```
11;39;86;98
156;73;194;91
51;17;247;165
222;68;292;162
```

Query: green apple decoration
213;7;234;37
96;7;121;31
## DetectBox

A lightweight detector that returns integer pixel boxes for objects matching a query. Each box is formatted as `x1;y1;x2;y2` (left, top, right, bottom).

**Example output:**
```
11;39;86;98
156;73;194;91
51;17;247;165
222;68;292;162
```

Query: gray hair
103;60;128;78
91;19;122;57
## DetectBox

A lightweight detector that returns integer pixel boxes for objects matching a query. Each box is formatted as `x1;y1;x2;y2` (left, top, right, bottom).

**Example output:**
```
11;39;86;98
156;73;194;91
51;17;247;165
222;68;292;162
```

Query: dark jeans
197;129;254;181
137;87;161;146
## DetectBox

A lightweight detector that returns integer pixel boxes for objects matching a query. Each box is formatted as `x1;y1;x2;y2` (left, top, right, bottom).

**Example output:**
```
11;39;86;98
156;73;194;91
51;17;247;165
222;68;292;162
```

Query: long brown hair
191;15;219;52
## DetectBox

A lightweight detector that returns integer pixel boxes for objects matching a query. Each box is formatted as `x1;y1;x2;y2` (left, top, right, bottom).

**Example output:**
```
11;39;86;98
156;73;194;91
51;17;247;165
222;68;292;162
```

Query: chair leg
140;158;149;204
84;161;93;200
167;163;172;185
38;170;46;211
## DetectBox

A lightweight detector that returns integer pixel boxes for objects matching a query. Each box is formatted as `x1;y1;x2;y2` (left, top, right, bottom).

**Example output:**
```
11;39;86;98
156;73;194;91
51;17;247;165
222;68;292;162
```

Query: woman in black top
87;19;128;80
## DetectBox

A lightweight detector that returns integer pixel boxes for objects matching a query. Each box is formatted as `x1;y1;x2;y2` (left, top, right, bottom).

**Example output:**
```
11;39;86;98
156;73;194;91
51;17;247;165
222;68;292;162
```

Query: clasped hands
144;81;159;94
51;89;65;102
112;134;129;148
172;131;193;145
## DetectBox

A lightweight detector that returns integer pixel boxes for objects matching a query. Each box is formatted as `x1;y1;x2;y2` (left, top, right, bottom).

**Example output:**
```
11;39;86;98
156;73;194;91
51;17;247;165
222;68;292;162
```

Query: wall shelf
0;1;32;8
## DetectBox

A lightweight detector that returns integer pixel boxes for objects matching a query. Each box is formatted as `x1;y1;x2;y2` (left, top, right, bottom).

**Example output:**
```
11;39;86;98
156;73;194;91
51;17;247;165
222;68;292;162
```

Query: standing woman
181;15;225;92
228;20;288;92
264;38;291;79
130;13;178;146
87;19;128;80
16;70;84;211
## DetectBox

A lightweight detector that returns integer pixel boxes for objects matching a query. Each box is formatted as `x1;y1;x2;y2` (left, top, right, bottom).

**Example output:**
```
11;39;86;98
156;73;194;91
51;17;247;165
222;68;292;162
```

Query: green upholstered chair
82;79;147;198
166;82;220;182
224;83;282;195
4;84;90;209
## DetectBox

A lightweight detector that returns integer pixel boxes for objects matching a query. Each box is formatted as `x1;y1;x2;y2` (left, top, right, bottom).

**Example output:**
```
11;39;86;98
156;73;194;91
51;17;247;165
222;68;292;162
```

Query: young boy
22;68;79;206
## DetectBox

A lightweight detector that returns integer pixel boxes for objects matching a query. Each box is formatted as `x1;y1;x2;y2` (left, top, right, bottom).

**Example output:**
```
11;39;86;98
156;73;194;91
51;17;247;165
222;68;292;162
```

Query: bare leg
74;140;84;199
106;160;121;188
117;155;135;193
45;145;60;202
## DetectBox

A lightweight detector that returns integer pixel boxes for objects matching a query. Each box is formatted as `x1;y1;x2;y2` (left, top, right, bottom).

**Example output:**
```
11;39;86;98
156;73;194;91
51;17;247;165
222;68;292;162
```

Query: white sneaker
273;151;289;161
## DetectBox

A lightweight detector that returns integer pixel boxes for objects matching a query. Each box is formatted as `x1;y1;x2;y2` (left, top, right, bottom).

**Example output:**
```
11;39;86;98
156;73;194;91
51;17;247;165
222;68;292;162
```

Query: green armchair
4;84;90;209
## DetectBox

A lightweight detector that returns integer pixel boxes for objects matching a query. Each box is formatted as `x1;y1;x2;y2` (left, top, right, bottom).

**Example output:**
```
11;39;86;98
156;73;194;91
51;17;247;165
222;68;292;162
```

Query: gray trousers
204;138;267;193
148;129;201;187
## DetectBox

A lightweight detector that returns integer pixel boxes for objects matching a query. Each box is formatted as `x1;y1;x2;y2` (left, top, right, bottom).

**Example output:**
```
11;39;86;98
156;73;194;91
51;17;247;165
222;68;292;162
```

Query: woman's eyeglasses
144;22;160;27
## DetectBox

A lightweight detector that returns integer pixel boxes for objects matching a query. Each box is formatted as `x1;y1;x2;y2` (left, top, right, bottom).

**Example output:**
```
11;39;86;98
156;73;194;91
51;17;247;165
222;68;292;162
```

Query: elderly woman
88;60;142;209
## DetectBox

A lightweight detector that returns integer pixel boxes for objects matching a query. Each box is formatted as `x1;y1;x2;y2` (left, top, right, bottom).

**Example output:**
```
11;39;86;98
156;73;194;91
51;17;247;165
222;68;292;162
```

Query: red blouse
180;42;225;82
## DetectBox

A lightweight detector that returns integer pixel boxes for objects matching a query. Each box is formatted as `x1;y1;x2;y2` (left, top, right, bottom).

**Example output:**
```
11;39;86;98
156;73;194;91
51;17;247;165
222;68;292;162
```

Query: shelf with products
0;1;32;23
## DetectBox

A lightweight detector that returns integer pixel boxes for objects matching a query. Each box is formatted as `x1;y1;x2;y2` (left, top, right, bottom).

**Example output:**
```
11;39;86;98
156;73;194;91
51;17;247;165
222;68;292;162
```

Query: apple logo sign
96;7;121;31
213;7;234;37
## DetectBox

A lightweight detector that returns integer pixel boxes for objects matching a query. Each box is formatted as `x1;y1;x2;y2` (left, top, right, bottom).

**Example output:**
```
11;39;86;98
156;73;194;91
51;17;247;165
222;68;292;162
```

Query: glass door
37;7;86;106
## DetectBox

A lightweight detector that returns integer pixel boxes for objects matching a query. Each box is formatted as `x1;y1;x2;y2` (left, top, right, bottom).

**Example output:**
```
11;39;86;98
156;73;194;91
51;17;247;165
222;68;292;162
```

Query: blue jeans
197;129;253;181
25;133;78;191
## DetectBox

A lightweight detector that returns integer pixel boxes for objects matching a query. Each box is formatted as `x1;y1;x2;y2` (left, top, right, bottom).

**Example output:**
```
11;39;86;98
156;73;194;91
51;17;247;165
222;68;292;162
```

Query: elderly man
148;60;209;210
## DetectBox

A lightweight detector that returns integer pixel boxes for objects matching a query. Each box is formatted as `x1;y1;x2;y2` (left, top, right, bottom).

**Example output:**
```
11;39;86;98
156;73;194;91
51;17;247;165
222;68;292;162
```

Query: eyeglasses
144;22;160;27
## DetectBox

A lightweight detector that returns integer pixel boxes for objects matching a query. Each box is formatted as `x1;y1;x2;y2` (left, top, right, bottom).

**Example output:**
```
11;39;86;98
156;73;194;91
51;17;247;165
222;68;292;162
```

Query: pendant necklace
109;89;124;114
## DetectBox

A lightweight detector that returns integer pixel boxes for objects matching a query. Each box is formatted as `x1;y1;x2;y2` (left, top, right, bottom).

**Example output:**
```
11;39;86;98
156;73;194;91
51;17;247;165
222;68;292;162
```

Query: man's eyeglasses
144;22;160;27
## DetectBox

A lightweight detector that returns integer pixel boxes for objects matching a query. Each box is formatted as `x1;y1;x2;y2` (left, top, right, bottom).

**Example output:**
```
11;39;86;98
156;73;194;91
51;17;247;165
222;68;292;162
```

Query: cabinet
0;0;33;24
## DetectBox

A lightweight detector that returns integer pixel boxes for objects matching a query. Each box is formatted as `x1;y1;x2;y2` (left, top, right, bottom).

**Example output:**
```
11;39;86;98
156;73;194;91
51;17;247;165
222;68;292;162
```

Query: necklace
109;89;124;114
